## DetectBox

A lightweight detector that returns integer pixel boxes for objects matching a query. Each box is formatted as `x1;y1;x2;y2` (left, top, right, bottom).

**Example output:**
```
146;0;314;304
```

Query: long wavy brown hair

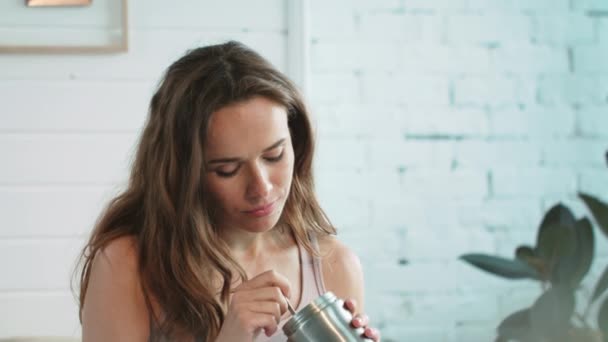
76;41;335;341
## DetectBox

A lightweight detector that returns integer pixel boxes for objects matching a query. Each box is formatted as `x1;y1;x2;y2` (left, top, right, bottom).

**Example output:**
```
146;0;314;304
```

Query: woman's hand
215;270;291;342
344;298;381;341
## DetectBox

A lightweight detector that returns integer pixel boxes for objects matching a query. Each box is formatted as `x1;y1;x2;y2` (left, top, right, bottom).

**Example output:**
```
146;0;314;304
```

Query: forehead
205;96;289;156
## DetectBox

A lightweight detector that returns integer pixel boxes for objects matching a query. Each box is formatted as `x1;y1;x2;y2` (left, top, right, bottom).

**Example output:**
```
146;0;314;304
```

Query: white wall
0;0;286;338
2;0;608;341
308;1;608;341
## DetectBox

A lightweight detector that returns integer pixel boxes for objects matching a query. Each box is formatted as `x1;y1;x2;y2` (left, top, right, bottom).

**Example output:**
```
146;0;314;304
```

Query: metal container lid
283;291;338;336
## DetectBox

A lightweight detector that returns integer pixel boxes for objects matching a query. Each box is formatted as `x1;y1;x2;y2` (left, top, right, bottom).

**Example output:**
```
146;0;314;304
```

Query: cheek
205;177;241;209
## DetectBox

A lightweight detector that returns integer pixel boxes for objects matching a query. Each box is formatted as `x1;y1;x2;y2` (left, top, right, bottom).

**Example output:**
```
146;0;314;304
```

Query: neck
219;226;290;260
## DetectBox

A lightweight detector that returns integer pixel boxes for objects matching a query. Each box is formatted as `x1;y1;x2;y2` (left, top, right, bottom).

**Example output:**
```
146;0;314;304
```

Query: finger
343;298;357;314
247;300;282;324
232;287;288;315
351;314;369;328
235;270;292;298
364;327;380;341
248;312;279;337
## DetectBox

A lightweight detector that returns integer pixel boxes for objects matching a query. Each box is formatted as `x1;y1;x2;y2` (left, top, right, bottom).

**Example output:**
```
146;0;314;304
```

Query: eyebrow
207;138;286;165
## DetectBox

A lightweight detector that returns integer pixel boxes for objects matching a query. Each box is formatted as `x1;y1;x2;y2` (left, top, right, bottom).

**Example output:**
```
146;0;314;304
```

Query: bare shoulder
82;235;150;342
317;235;365;312
317;235;362;272
97;235;139;270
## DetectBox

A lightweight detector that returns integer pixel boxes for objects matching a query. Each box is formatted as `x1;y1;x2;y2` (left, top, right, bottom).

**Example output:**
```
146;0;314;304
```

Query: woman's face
204;96;295;234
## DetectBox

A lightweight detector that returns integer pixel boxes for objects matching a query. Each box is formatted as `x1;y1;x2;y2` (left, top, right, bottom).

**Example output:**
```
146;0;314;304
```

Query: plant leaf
536;224;578;285
597;297;608;340
460;253;539;280
537;204;576;249
579;193;608;238
497;308;533;341
516;245;546;277
592;265;608;303
529;286;575;339
568;218;595;288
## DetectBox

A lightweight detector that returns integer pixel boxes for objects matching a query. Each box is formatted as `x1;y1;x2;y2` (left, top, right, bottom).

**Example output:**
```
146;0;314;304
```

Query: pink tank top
254;236;326;342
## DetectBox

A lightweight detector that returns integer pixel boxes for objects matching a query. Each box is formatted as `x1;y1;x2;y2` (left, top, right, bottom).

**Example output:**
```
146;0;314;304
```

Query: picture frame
0;0;128;53
26;0;92;6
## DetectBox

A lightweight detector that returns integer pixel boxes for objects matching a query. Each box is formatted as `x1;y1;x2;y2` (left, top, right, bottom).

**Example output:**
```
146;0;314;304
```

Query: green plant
459;162;608;341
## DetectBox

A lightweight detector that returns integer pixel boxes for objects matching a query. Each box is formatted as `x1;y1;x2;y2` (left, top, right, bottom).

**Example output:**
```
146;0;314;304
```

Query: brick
401;226;495;262
384;260;517;292
322;0;402;11
311;41;406;72
402;44;491;73
403;0;467;10
361;73;450;104
339;229;403;264
493;44;569;73
542;139;608;167
372;198;464;230
453;75;535;107
310;2;357;40
532;14;595;45
398;291;499;326
579;169;608;198
359;12;420;42
0;186;113;237
514;0;570;11
0;293;81;337
0;238;83;290
538;74;608;106
369;139;455;169
0;80;150;132
454;140;542;168
319;197;371;228
458;198;543;229
315;170;383;201
402;106;489;137
600;18;608;43
365;170;404;203
0;134;134;184
315;136;368;171
400;169;488;199
574;46;608;72
572;0;608;11
467;0;569;11
359;13;444;43
578;107;608;138
313;104;406;139
446;14;531;44
308;72;359;104
491;167;577;197
453;325;500;342
310;41;363;71
489;105;576;138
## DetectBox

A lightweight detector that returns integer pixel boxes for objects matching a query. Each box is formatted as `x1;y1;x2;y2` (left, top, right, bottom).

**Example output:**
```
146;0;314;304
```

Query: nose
246;163;272;201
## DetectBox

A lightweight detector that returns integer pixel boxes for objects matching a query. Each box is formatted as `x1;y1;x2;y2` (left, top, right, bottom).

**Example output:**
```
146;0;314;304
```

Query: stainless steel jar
282;291;373;342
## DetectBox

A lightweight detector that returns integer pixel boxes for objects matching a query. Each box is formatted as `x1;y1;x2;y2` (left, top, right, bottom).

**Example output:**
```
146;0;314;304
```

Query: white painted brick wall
310;1;608;341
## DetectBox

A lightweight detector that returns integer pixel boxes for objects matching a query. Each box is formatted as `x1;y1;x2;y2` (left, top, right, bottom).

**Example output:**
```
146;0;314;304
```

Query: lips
244;200;276;217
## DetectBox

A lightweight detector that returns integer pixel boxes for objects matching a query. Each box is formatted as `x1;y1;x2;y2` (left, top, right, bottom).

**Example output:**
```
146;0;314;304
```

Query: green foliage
459;169;608;342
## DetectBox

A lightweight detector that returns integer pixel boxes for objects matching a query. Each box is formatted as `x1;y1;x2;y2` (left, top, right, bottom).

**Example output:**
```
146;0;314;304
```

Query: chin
240;212;282;233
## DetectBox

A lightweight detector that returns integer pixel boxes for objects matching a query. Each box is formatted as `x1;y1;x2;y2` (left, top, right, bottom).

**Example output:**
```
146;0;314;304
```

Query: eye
215;165;240;178
264;150;284;163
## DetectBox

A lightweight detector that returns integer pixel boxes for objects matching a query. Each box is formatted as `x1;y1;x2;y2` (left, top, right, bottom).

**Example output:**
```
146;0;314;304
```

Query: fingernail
353;317;362;326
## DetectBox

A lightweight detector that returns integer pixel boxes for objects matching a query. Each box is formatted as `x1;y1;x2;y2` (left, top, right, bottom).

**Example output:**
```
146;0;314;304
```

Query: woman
77;41;380;342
